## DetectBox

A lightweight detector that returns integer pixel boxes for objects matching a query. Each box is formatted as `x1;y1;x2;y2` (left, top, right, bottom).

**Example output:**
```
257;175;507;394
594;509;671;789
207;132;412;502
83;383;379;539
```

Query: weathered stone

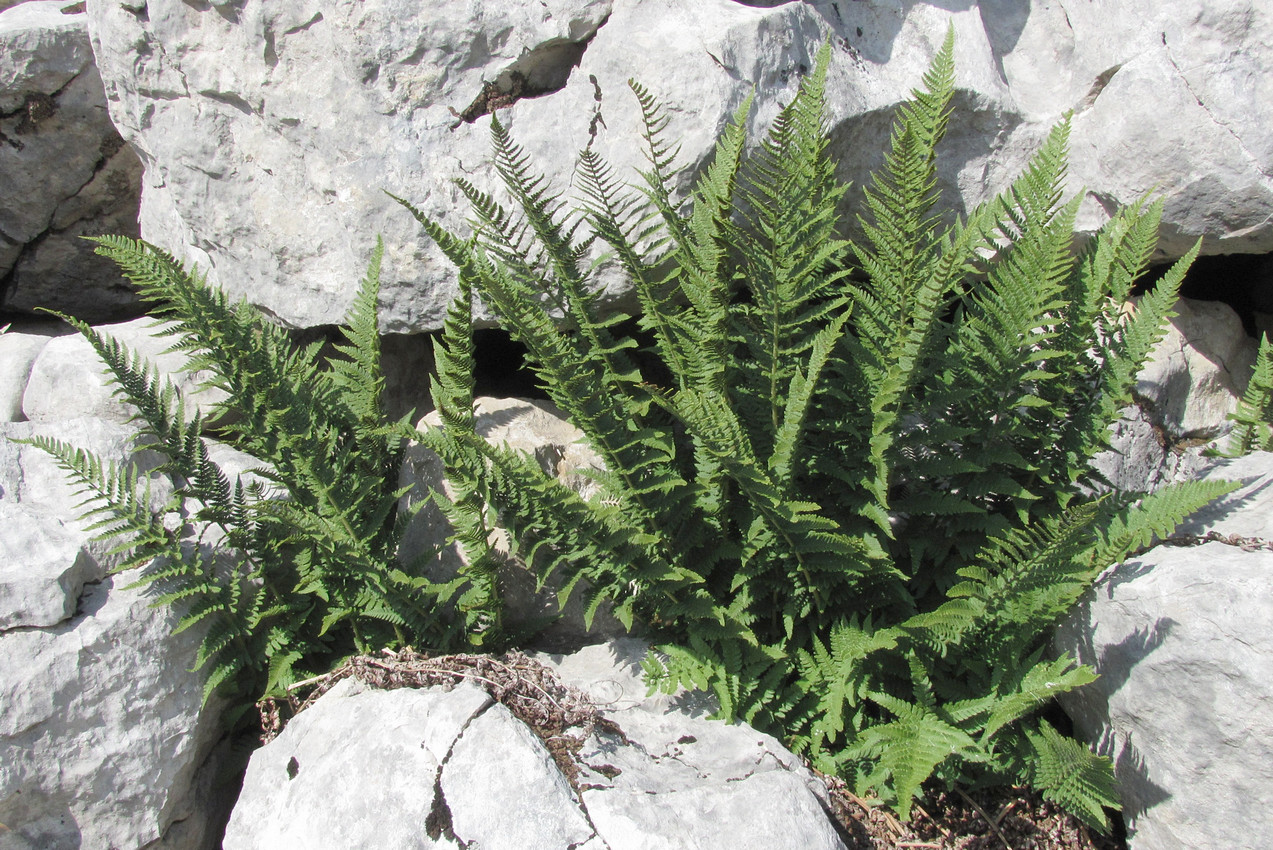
223;680;493;850
399;396;621;648
0;573;225;850
1056;543;1273;850
21;316;227;423
1055;451;1273;850
442;702;595;849
1135;297;1258;443
0;1;141;321
84;0;1273;334
0;404;256;850
0;417;161;567
0;322;60;421
1175;450;1273;540
0;500;96;629
1089;403;1215;496
541;640;849;850
225;641;847;850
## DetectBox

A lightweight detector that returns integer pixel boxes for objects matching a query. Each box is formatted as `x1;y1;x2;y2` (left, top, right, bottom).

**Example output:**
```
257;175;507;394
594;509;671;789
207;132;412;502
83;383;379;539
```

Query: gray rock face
0;0;142;321
0;372;228;847
21;316;228;424
0;322;60;421
83;0;1273;334
1175;451;1273;540
0;500;96;630
0;574;225;850
1135;297;1258;443
1055;453;1273;850
224;640;847;850
1092;297;1259;494
539;640;847;850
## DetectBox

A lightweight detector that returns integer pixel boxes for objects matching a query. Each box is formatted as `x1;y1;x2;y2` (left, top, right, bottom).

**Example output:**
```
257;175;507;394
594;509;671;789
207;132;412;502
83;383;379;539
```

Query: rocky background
1;1;1271;849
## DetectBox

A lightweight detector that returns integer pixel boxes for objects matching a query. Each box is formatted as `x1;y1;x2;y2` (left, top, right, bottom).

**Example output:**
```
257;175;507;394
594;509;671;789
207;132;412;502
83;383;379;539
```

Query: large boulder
1055;452;1273;850
1134;297;1259;444
223;640;848;850
0;416;227;850
0;575;228;850
0;0;142;321
83;0;1273;334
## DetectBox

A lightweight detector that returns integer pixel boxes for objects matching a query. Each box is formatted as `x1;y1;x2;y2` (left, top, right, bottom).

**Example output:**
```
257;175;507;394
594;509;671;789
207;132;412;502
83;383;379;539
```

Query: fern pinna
22;237;473;714
404;33;1233;827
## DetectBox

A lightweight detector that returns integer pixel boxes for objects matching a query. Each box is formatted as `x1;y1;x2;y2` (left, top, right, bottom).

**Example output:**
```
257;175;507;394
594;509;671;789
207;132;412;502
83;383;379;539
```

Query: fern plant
21;238;485;714
402;33;1234;828
1224;332;1273;455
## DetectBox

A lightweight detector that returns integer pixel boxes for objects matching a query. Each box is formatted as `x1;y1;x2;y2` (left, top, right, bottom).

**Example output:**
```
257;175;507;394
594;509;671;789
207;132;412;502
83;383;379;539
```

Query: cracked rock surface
0;371;249;849
1054;451;1273;850
0;574;226;850
0;0;141;321
84;0;1273;334
224;640;847;850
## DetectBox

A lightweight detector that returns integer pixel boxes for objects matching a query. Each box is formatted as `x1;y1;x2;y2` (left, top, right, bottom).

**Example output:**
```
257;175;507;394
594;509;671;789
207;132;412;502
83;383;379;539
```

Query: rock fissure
447;15;608;130
0;68;87;153
282;12;323;37
1161;31;1273;184
1073;64;1122;115
0;130;134;312
427;697;494;844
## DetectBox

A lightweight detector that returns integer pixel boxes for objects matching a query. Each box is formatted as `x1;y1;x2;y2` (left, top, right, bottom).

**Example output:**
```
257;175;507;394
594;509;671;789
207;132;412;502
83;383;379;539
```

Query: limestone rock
399;396;620;648
0;322;60;421
21;316;227;424
224;641;848;850
1174;450;1273;541
1135;297;1258;443
84;0;1273;334
539;639;847;850
0;500;96;629
1055;452;1273;850
0;1;142;321
0;417;162;568
442;701;595;849
0;574;225;850
223;680;493;850
0;407;240;850
1092;296;1260;493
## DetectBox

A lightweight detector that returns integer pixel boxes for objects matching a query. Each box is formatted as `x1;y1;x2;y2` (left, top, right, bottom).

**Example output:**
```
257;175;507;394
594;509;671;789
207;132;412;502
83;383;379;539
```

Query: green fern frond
1024;719;1119;832
327;237;388;432
1226;333;1273;455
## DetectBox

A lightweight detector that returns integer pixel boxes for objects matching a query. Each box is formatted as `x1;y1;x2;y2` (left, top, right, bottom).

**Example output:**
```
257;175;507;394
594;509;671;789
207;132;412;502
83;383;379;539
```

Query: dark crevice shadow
448;13;610;130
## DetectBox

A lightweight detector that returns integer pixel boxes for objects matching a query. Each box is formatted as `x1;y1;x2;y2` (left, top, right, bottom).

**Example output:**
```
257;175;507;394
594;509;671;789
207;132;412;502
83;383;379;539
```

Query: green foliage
403;33;1233;828
22;237;478;713
1224;332;1273;455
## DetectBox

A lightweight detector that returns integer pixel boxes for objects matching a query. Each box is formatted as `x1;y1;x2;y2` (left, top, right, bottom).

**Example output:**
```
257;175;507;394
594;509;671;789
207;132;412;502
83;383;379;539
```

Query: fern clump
403;33;1233;828
22;238;485;715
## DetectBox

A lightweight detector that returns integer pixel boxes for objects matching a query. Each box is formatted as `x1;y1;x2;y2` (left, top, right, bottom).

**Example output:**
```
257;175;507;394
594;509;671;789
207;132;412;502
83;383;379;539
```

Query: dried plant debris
820;773;1126;850
258;651;1124;850
257;647;612;791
